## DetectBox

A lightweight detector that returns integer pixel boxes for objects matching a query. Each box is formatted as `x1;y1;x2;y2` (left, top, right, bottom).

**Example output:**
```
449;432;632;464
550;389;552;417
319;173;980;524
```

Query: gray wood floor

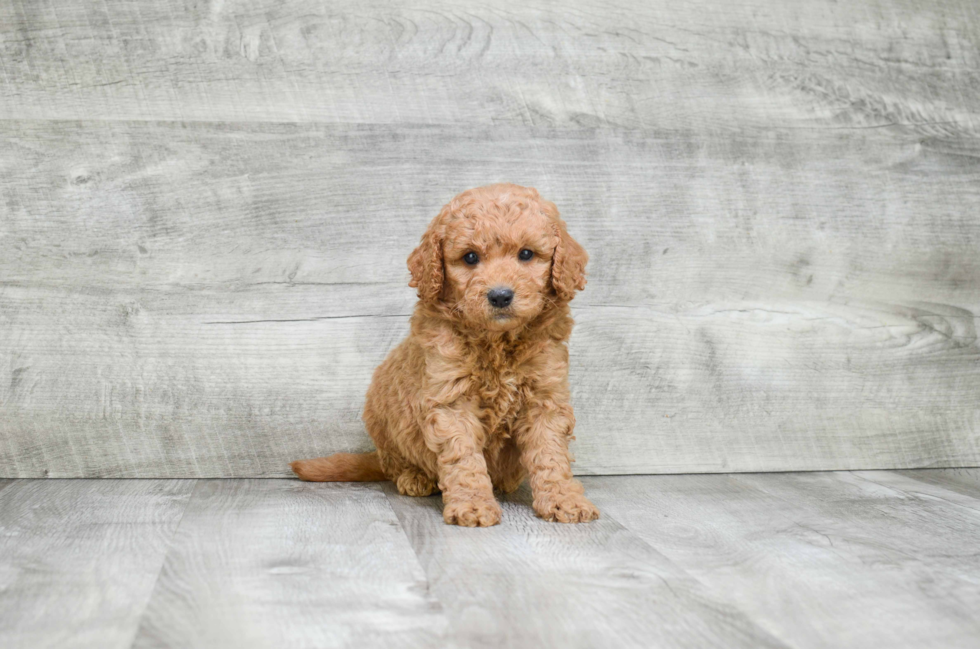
1;470;978;649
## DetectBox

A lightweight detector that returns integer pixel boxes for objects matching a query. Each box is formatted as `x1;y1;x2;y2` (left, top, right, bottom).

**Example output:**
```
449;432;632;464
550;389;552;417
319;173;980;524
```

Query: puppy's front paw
534;493;600;523
443;497;502;527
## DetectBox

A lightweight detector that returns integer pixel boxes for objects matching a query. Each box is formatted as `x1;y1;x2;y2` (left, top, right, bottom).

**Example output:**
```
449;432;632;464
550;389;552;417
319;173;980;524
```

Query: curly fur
292;183;598;526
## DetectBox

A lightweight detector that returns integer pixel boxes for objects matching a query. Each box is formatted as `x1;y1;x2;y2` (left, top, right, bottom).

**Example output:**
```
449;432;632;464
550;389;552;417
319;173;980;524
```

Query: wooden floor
1;470;978;648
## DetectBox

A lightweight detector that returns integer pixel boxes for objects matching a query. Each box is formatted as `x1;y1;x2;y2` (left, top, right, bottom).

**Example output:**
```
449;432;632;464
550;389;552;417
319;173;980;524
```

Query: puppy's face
408;184;588;332
442;210;556;331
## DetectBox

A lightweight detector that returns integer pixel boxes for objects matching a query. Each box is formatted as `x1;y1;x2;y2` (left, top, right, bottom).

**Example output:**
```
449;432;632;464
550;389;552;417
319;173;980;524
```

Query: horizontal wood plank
1;0;977;135
1;121;978;476
0;480;194;649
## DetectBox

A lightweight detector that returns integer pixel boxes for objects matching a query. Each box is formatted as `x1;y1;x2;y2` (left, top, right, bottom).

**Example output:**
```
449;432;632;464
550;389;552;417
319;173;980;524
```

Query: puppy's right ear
407;222;445;303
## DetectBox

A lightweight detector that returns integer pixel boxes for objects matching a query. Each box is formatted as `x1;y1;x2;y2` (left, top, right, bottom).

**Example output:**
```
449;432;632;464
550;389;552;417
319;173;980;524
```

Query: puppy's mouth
488;309;521;327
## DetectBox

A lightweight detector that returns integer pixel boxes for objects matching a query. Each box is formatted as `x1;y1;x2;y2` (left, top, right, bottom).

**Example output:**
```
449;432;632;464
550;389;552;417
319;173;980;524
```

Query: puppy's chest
468;364;531;436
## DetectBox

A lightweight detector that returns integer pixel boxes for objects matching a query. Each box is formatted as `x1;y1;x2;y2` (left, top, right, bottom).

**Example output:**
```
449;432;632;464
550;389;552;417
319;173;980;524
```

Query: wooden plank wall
1;0;978;477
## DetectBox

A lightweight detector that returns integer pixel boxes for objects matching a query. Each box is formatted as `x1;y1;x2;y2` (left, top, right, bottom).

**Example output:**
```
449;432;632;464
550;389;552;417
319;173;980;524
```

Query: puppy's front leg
424;404;501;527
517;401;599;523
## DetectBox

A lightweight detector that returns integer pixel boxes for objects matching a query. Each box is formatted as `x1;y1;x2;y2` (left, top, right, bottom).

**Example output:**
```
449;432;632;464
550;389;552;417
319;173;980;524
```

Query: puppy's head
408;184;587;331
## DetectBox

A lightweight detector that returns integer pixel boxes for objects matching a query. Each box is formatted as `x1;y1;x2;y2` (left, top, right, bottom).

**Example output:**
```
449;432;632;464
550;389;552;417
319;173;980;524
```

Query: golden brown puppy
291;183;598;527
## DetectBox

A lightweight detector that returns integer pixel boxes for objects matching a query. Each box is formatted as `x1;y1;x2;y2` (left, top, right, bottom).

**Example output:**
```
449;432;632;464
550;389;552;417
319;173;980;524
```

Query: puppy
291;183;598;527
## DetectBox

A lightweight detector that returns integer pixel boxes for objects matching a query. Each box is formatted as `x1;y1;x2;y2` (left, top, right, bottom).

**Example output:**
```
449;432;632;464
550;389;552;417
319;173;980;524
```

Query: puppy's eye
463;252;479;265
518;248;534;261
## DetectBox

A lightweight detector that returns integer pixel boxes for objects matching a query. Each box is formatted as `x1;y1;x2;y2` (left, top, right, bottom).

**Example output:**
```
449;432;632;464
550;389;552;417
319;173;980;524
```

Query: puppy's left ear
551;218;588;302
407;221;445;303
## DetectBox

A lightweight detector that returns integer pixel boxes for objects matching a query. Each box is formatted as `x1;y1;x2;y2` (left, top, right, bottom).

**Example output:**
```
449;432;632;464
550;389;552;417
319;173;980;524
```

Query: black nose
487;287;514;309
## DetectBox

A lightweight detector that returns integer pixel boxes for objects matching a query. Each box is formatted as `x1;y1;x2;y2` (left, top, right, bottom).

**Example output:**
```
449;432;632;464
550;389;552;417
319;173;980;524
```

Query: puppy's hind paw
396;468;436;497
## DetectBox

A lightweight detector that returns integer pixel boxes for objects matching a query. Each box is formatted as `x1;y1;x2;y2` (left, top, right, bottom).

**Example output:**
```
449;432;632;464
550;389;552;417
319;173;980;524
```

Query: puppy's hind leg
374;443;437;496
395;466;437;497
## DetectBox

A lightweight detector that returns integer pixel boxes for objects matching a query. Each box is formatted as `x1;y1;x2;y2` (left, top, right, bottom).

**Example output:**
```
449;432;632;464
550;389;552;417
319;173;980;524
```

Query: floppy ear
407;223;445;303
551;218;588;301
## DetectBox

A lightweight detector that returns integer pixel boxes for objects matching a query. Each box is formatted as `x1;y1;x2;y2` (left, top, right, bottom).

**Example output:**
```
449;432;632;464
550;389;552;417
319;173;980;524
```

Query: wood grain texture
1;475;979;647
2;0;980;478
586;472;980;649
1;119;978;477
131;480;448;649
0;479;194;649
858;468;980;515
384;483;788;649
896;467;980;498
1;0;978;134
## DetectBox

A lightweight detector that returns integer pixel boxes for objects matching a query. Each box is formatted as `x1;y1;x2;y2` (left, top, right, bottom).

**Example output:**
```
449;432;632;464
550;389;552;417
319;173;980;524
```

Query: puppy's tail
290;452;386;482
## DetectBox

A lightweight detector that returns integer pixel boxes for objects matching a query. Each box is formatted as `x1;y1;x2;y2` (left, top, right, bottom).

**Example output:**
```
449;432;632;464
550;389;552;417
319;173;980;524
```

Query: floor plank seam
378;485;453;620
587;472;980;648
384;481;795;649
122;479;201;649
580;482;801;649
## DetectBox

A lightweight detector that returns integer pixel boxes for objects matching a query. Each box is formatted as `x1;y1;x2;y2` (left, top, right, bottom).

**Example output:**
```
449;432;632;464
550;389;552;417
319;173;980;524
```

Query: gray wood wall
1;0;978;478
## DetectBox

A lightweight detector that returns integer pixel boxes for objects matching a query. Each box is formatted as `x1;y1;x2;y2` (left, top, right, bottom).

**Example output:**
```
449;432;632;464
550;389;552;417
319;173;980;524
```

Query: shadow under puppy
292;183;598;527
